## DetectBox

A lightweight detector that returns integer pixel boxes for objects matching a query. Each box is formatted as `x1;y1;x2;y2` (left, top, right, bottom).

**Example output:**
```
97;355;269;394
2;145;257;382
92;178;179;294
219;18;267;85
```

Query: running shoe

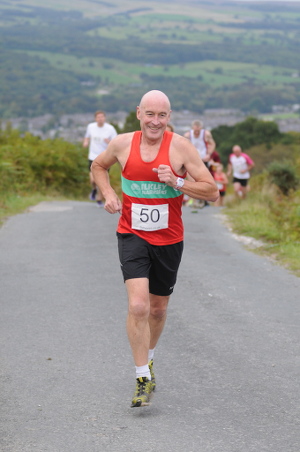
89;188;97;201
96;201;104;207
148;359;156;391
131;377;153;407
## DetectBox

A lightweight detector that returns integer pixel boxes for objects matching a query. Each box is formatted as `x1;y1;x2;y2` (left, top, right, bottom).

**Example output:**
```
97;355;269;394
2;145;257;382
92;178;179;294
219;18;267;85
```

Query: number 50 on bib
131;203;169;231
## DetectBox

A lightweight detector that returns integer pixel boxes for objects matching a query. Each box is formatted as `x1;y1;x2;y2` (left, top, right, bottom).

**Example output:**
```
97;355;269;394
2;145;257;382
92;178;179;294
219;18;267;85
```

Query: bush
267;161;298;195
0;126;89;198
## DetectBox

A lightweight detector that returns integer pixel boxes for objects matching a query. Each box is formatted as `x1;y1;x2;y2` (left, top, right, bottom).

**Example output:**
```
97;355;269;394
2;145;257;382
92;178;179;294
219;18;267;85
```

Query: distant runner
184;119;216;207
227;145;255;199
83;111;117;206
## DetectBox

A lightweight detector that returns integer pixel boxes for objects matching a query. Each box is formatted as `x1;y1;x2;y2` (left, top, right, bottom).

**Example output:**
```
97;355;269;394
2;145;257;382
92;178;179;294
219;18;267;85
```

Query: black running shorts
233;177;248;187
117;233;184;296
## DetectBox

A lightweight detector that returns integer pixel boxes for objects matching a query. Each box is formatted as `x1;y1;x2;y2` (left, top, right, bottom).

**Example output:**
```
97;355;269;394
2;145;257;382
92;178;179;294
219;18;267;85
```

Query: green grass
0;193;60;226
0;160;122;228
0;191;122;229
226;202;280;241
16;49;299;91
5;0;300;104
85;9;298;47
260;112;300;120
224;187;300;277
89;25;225;44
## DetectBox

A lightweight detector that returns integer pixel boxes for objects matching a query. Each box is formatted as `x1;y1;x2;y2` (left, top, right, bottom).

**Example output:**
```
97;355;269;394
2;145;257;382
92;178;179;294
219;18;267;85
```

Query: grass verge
223;189;300;277
0;193;86;227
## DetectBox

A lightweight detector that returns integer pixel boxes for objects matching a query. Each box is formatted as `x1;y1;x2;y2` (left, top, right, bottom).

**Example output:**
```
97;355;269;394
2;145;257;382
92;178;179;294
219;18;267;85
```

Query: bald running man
227;145;255;199
92;90;219;407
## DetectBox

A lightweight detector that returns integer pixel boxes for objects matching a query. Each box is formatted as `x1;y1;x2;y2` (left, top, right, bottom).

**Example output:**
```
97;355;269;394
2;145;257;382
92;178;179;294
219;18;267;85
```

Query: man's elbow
91;159;108;175
91;159;101;176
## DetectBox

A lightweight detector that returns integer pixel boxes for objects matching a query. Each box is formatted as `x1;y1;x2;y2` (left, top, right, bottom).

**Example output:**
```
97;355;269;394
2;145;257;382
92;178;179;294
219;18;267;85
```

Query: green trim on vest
122;176;182;199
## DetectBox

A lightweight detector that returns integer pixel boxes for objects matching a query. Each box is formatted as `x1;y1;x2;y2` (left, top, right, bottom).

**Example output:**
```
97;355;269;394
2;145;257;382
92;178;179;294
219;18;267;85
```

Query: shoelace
136;378;150;395
138;382;146;395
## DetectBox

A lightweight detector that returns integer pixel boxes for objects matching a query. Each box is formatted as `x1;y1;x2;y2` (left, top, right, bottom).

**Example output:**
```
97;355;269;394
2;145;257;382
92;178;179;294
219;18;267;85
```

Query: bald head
136;90;171;139
139;90;171;111
233;145;242;156
192;120;203;128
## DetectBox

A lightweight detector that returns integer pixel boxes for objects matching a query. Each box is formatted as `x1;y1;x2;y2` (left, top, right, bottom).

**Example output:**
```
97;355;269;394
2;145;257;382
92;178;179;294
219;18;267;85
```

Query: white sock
148;348;155;362
135;364;151;380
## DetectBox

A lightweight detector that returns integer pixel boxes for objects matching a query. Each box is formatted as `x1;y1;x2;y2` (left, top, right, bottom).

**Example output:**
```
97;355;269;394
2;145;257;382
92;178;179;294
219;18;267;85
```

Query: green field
1;0;300;116
17;49;298;89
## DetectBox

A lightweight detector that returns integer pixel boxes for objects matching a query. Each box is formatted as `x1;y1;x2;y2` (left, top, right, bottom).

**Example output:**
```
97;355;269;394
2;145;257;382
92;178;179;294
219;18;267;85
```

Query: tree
212;117;282;162
122;111;140;133
267;161;299;195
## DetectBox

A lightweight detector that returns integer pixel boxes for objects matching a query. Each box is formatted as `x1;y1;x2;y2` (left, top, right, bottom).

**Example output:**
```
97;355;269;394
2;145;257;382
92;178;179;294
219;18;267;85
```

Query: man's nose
152;116;160;124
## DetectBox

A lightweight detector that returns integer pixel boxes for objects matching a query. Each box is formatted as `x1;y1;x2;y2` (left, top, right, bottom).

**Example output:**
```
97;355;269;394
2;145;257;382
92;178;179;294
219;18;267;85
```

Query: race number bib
131;203;169;231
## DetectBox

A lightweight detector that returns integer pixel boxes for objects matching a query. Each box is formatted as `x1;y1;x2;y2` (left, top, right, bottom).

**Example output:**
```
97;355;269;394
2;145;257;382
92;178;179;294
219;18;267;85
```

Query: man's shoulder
204;129;213;137
113;131;135;145
105;122;117;130
241;152;254;163
171;132;194;151
173;132;188;142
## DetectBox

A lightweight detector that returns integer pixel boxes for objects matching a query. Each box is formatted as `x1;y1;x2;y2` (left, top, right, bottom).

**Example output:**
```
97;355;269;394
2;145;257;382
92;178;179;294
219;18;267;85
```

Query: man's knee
150;296;169;319
150;307;167;320
129;299;150;319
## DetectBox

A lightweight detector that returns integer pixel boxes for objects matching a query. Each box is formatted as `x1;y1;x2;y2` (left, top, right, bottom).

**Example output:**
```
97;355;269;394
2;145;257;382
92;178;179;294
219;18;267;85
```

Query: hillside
1;0;300;117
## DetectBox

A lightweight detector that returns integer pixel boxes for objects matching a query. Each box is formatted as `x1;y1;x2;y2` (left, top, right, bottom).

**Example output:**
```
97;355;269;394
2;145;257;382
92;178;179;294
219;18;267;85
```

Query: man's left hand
152;165;176;187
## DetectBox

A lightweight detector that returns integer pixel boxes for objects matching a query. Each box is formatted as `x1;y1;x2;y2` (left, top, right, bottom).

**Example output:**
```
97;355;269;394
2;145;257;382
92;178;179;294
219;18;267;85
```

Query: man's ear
136;106;141;120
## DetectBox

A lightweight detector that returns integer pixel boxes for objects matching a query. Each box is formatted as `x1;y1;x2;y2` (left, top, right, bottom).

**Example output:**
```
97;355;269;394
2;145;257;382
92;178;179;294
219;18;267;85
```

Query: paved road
1;201;299;452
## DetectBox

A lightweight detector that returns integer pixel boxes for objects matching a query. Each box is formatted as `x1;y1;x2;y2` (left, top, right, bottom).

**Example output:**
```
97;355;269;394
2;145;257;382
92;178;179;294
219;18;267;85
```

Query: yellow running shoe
131;377;153;407
148;359;156;391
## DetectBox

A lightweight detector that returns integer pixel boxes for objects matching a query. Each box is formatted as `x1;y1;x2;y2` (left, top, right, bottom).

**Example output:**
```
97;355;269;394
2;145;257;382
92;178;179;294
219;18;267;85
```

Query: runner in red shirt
92;90;219;407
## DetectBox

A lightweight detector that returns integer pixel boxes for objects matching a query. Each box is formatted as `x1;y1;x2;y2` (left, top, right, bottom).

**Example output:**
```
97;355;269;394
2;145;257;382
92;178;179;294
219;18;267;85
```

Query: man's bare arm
91;141;122;214
204;130;216;155
247;161;255;172
227;163;232;176
158;136;219;202
181;166;219;202
83;137;89;148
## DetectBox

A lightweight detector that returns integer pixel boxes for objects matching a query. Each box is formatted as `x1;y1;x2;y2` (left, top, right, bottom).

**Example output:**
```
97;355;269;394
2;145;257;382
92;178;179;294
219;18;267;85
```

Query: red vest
117;131;186;245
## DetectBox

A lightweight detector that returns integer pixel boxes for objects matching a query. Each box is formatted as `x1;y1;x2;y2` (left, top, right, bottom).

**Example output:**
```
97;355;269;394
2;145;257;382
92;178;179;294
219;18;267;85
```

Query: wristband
175;177;185;191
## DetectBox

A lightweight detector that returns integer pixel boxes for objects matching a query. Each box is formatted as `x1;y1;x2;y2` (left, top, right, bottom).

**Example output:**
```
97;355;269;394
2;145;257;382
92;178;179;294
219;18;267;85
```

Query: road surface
1;201;299;452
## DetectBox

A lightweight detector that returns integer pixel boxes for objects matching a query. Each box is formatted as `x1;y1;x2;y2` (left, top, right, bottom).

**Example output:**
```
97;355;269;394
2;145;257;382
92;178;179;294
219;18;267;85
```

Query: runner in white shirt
227;145;255;199
184;120;215;164
83;111;117;206
184;119;216;207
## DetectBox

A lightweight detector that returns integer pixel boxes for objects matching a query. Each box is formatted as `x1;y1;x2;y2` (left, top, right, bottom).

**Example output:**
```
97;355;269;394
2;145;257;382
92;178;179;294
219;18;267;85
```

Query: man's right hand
104;195;122;215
